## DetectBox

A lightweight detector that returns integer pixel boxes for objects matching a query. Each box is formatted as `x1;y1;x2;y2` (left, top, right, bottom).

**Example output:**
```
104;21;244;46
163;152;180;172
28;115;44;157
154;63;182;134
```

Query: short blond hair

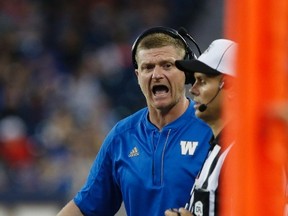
135;33;186;66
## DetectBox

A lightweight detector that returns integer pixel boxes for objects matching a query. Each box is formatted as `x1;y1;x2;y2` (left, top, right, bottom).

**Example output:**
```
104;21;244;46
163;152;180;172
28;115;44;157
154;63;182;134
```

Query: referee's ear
221;76;234;90
221;76;236;101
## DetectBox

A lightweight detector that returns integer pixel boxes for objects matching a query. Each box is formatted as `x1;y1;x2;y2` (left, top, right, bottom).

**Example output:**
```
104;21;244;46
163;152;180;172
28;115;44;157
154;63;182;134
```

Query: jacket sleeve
73;131;122;216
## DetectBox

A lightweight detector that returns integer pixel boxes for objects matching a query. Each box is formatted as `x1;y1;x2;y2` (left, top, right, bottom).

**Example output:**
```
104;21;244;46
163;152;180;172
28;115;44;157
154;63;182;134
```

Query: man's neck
148;97;189;130
209;119;225;138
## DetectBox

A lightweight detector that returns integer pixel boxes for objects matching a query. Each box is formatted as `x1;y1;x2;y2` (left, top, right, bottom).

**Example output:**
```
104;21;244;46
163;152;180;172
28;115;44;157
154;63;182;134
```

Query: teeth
154;90;167;95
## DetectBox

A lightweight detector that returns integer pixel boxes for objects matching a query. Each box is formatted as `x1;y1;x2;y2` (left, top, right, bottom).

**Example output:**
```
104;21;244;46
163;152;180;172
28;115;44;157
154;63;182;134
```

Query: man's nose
189;84;198;96
152;66;163;79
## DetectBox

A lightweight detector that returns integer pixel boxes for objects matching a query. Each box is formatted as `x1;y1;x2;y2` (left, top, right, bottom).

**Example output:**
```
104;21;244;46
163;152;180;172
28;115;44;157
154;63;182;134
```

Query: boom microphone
198;82;224;112
198;103;208;112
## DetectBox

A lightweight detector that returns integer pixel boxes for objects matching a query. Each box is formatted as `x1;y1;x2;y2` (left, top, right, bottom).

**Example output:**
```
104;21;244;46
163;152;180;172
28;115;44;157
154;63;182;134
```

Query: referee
165;39;238;216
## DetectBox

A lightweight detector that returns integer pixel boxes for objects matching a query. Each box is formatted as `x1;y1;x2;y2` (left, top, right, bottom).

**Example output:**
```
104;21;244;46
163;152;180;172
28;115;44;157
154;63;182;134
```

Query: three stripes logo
128;147;139;157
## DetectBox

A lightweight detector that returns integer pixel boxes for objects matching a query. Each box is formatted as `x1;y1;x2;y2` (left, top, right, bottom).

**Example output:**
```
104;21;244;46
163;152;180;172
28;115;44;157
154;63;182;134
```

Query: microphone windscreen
198;104;207;112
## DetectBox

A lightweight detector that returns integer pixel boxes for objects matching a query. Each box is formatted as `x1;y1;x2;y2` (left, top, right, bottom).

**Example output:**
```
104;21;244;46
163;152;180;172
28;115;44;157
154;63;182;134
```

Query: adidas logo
128;147;139;157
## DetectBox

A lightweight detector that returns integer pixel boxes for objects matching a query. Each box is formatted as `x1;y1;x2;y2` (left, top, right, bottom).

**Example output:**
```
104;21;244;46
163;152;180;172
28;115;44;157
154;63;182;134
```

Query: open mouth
152;85;169;96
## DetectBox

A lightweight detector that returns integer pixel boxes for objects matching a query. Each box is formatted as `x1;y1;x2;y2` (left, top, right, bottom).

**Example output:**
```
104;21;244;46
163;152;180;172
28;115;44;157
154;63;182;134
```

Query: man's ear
135;70;140;85
222;77;236;99
222;75;237;89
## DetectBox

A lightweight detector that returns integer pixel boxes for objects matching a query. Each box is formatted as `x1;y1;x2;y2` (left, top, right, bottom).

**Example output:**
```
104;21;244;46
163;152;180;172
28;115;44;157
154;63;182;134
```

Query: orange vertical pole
222;0;288;215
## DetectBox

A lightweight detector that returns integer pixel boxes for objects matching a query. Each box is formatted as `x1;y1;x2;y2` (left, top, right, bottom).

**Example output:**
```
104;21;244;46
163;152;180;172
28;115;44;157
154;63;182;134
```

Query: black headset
131;26;201;84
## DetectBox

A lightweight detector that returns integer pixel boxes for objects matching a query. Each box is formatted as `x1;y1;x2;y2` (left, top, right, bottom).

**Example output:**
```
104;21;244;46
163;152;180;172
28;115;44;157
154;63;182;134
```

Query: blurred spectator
0;0;209;206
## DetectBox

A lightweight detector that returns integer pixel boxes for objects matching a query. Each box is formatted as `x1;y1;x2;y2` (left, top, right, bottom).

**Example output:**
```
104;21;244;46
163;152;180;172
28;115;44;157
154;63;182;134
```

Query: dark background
0;0;223;214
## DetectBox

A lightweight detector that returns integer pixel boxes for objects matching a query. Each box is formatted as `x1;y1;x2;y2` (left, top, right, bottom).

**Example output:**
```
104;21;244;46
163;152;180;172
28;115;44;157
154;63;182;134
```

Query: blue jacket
74;99;212;216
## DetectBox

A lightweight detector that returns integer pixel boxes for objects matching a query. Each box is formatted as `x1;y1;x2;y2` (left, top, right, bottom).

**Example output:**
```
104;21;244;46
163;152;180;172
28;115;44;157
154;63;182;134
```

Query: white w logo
180;141;198;155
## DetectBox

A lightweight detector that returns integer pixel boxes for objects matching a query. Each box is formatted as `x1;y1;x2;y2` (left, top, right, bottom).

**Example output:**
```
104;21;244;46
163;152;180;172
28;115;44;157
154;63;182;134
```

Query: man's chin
153;101;173;111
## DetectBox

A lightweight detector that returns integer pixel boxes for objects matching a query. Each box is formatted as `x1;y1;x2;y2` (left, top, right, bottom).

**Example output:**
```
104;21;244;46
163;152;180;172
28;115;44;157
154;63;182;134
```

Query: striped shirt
185;132;234;216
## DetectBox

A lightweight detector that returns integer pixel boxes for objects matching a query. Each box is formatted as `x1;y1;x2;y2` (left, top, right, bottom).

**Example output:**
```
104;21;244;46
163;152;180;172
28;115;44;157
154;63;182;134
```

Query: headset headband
131;26;201;70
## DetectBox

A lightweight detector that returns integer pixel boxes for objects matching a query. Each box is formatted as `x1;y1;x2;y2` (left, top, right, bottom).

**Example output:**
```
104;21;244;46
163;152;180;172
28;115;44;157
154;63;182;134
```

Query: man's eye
142;65;154;72
200;79;206;85
163;63;172;70
195;78;205;85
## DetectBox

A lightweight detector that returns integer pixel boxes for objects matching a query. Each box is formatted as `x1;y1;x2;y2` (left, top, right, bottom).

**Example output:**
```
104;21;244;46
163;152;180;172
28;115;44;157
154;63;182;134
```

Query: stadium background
0;0;224;215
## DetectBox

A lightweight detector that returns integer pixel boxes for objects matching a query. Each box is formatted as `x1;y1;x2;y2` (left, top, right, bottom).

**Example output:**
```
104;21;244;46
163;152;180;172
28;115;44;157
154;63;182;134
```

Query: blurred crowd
0;0;206;205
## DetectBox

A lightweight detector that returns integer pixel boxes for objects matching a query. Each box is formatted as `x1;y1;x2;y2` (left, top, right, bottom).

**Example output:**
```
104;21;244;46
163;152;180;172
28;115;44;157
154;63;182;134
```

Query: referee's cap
175;39;237;80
